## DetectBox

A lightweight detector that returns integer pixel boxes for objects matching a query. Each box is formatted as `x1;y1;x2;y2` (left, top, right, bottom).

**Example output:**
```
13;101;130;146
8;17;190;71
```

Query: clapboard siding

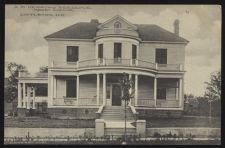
138;75;154;100
167;88;176;100
79;75;97;99
138;43;185;65
56;79;66;98
158;78;178;100
48;40;95;66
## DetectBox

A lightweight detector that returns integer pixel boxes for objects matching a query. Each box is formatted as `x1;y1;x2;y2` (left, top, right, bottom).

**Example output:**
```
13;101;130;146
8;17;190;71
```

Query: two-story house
17;15;189;119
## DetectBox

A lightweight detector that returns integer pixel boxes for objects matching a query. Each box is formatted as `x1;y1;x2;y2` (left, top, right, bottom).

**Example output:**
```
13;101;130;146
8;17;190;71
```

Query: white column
27;87;31;109
32;87;36;109
175;80;178;100
129;74;132;106
135;74;138;106
97;74;100;105
22;83;26;108
53;76;57;99
17;83;22;108
103;73;106;105
154;77;157;107
179;78;183;108
50;75;54;106
136;44;139;66
77;75;80;105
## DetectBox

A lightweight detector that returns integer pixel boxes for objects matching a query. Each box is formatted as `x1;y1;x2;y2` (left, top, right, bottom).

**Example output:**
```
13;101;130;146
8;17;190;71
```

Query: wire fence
4;133;220;144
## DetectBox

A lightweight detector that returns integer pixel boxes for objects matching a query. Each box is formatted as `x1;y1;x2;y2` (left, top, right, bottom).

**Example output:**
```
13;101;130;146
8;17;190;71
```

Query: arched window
114;22;121;33
114;21;121;29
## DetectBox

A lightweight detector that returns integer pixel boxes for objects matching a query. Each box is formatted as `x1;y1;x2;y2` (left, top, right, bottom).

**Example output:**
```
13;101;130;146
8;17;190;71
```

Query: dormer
96;15;139;39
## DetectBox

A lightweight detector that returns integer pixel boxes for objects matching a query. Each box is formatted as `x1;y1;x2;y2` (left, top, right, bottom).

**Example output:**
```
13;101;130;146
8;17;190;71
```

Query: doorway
112;84;122;106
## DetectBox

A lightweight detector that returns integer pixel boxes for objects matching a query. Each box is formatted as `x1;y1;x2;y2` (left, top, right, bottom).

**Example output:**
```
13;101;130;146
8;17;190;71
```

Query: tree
39;66;48;73
5;62;26;103
204;70;221;123
119;73;135;143
204;71;221;101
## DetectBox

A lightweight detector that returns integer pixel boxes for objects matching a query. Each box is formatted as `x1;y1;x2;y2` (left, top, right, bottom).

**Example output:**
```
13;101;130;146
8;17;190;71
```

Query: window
114;43;122;59
66;79;76;98
114;22;121;33
132;44;137;59
155;48;167;64
36;85;48;96
98;44;103;59
67;46;79;62
157;88;166;100
114;22;121;29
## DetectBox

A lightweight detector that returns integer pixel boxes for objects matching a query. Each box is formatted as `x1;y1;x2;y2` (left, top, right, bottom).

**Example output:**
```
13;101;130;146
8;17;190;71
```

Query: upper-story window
67;46;79;62
98;44;103;59
114;43;122;59
155;48;167;64
132;44;137;59
114;21;121;33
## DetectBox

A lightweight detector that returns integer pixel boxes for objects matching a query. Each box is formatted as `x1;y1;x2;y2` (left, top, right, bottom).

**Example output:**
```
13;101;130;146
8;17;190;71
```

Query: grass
4;117;95;128
4;116;220;128
145;116;221;128
5;139;221;145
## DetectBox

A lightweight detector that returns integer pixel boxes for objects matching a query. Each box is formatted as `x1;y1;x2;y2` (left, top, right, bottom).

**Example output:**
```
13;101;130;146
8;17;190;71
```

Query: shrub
153;132;161;138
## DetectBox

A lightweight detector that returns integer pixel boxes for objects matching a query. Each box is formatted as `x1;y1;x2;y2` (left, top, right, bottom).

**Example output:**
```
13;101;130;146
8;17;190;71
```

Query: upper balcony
50;58;184;72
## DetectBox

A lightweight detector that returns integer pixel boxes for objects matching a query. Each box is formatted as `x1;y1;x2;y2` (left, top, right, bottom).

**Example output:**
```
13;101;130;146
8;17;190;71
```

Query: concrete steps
100;106;135;121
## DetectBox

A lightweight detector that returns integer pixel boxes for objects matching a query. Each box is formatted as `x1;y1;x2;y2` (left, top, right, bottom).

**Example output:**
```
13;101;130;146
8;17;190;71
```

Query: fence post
95;119;105;138
136;120;146;138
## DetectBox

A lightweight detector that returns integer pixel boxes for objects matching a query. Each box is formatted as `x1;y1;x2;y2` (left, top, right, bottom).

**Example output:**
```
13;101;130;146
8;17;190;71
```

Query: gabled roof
97;15;138;30
45;21;189;43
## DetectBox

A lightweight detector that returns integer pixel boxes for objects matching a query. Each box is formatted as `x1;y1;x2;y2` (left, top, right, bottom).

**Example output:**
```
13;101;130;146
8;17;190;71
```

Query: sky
5;5;221;96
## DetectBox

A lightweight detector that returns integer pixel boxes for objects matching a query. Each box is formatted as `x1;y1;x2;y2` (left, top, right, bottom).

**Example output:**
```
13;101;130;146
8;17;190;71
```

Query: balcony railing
51;58;183;71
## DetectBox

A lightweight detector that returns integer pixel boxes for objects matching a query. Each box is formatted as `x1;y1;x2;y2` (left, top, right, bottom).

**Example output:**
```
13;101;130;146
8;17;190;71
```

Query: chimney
90;19;99;24
173;19;179;36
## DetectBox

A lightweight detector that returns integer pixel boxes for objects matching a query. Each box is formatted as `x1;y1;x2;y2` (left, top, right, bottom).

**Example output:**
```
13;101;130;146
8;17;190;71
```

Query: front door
112;84;121;106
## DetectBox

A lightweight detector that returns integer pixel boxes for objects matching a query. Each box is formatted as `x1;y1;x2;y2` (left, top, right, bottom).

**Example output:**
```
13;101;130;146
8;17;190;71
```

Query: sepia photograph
4;4;221;145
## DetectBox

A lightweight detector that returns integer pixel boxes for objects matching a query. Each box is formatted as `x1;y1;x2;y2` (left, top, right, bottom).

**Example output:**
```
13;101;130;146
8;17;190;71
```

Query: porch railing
51;58;183;71
53;98;98;106
135;99;180;108
53;98;77;106
137;99;155;107
156;100;179;108
78;98;97;106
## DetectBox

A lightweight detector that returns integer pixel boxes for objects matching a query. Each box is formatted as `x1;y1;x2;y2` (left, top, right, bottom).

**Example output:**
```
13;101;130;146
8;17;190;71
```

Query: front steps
100;106;135;121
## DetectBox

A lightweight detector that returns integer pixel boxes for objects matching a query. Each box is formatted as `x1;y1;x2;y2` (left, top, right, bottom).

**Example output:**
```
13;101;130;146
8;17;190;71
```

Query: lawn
4;116;220;128
4;117;95;128
145;116;221;128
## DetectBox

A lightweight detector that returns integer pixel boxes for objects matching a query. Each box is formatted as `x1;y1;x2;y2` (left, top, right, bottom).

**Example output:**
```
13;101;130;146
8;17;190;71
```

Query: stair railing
129;105;139;120
95;105;104;119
